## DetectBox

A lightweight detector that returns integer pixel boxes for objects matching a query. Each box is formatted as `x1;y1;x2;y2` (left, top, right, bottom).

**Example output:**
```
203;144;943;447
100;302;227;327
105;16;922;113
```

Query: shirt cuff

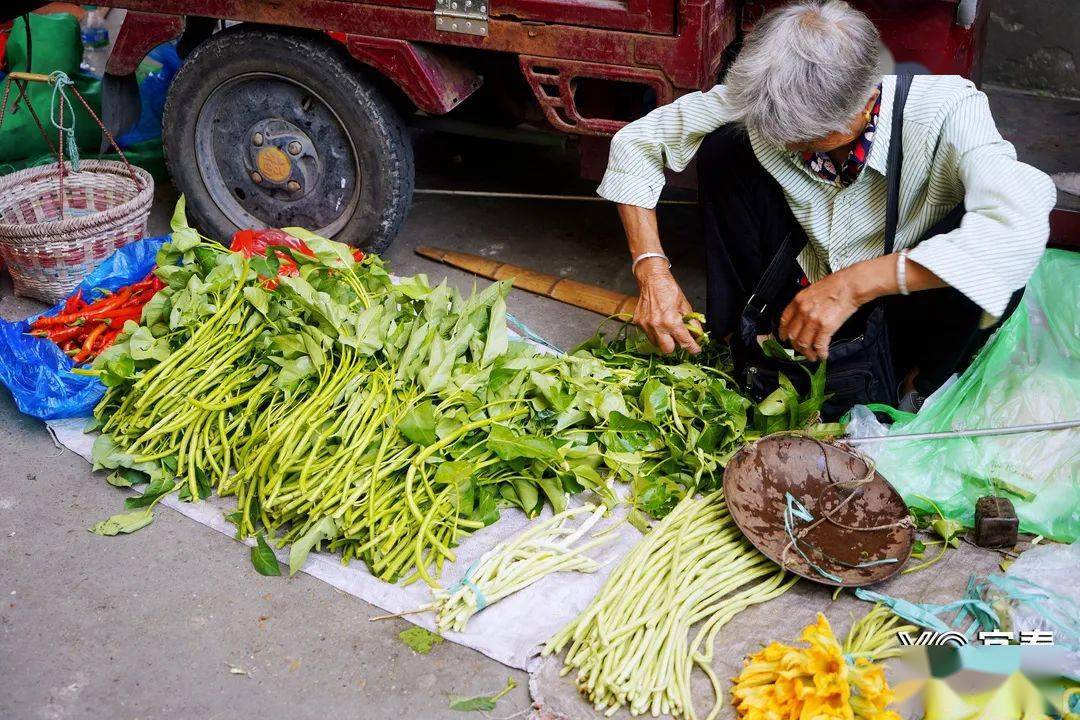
596;169;663;209
907;241;1013;318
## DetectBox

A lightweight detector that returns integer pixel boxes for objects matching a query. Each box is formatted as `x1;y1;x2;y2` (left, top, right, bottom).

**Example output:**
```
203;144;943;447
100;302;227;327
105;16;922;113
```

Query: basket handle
0;73;59;159
48;71;141;186
0;72;142;220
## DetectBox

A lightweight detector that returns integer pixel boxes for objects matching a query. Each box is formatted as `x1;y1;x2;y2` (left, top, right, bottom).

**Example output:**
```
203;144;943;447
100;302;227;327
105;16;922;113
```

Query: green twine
448;559;488;611
854;587;999;637
783;492;899;584
48;70;80;172
507;311;562;354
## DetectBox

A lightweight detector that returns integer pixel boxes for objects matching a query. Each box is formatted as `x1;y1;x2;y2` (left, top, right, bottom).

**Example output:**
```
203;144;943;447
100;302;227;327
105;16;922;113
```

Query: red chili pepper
94;327;122;354
36;325;84;342
100;286;134;308
76;322;108;363
34;290;130;328
62;289;84;314
120;290;148;308
102;307;144;326
34;313;81;329
70;294;143;323
30;314;61;331
125;275;158;294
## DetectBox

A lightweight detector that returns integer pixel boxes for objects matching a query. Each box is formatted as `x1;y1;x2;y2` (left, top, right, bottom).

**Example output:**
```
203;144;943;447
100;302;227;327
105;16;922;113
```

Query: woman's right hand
633;259;701;355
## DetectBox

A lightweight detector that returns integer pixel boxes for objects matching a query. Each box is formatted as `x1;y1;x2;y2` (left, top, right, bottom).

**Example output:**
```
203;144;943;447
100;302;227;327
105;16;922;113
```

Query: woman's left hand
778;271;862;361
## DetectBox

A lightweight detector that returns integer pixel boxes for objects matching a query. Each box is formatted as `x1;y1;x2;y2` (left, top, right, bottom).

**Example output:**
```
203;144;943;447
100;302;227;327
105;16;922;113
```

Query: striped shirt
597;75;1057;317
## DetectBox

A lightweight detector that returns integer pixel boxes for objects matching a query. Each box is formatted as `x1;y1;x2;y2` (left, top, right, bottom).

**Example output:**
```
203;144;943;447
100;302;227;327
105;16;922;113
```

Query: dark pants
697;126;1022;397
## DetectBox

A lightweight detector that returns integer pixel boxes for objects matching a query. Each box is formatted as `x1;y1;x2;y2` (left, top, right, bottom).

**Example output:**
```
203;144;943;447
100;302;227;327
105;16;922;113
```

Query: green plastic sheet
872;249;1079;542
0;139;168;183
0;14;103;163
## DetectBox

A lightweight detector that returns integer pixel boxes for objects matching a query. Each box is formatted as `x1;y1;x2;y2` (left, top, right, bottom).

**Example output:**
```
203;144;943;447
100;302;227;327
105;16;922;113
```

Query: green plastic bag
870;250;1080;542
1;138;169;183
0;13;103;162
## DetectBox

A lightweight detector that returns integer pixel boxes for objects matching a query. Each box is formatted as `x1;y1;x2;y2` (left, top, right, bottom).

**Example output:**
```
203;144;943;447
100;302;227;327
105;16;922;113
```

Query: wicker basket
0;160;154;304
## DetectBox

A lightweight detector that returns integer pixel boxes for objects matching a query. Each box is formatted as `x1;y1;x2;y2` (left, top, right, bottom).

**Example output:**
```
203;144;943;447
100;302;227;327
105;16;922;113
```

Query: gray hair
724;1;881;146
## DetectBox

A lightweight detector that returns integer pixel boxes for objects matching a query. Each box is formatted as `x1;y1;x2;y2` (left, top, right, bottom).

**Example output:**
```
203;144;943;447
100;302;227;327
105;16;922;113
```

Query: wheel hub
246;118;318;197
194;73;362;236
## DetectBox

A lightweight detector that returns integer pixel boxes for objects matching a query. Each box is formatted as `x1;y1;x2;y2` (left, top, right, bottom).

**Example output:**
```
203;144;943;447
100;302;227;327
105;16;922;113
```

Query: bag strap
883;74;913;255
745;231;802;315
745;75;914;315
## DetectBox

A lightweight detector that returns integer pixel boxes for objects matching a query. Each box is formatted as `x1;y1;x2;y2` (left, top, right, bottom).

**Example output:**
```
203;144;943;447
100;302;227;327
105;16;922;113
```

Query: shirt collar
865;75;896;176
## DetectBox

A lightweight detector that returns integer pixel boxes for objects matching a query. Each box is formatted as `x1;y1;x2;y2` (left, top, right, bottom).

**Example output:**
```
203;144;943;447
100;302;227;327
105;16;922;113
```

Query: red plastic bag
230;228;311;288
229;228;364;288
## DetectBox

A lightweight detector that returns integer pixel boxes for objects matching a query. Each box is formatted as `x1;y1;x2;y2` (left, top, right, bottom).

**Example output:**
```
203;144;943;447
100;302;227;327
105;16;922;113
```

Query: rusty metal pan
723;435;913;587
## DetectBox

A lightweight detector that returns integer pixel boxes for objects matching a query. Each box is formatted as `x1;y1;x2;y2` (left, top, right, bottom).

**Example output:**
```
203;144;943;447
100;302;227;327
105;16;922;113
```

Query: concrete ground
1;88;1076;720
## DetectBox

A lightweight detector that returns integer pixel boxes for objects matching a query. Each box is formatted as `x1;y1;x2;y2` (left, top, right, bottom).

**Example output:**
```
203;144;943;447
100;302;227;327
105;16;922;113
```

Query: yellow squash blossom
732;614;902;720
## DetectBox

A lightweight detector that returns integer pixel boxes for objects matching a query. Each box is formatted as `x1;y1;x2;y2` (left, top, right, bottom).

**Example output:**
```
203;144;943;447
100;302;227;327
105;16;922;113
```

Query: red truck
9;0;991;251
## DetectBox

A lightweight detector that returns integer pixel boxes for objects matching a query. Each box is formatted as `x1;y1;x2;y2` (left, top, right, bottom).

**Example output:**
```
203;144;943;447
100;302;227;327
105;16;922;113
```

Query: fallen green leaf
89;507;154;536
449;677;517;712
930;516;963;548
399;626;443;654
251;533;282;576
910;539;926;559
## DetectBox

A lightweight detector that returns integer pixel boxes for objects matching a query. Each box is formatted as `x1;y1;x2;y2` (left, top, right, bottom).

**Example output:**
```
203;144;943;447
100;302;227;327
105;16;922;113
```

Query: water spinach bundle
86;200;827;586
534;330;828;519
89;205;611;584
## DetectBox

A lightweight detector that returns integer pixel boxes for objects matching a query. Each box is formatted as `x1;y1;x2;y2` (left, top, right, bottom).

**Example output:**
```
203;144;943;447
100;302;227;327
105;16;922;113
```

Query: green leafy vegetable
288;517;339;576
487;424;558;461
125;478;176;509
83;200;828;594
398;402;438;446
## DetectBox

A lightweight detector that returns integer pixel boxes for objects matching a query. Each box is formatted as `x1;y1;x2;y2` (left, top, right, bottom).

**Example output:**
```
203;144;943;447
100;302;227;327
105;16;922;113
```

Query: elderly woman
601;0;1056;414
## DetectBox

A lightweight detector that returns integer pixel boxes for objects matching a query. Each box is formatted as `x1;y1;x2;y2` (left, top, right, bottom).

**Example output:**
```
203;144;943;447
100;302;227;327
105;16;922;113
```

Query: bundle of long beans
544;491;795;720
433;504;615;632
842;603;918;661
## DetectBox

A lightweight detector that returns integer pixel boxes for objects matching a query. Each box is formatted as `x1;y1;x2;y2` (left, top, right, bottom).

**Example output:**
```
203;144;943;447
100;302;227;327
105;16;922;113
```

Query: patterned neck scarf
801;85;883;187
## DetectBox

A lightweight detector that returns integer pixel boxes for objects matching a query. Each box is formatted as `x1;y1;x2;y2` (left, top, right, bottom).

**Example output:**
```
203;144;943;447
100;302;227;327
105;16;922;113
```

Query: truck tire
162;26;413;254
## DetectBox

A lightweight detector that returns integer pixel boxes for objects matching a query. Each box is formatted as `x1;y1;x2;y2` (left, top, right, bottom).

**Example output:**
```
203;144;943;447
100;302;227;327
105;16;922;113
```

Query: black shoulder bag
731;75;913;420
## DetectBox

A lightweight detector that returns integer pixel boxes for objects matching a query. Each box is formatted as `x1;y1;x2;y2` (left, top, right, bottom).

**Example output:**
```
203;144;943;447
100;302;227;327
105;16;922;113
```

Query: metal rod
413;188;697;205
844;419;1080;444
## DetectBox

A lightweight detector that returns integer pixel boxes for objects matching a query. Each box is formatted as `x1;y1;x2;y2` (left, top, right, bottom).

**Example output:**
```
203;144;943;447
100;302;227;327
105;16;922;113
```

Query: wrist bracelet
896;249;910;296
632;252;670;273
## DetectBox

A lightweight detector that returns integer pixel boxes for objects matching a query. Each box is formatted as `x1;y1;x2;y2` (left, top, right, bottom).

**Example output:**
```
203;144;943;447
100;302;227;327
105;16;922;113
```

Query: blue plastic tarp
0;235;168;420
117;43;182;148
